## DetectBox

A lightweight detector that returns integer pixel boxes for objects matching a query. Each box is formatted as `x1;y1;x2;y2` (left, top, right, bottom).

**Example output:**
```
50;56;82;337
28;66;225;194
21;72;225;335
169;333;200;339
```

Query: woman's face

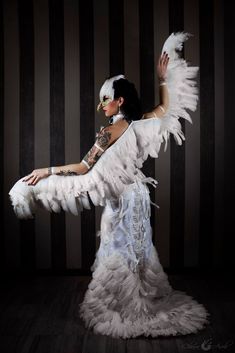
101;96;124;118
102;99;119;117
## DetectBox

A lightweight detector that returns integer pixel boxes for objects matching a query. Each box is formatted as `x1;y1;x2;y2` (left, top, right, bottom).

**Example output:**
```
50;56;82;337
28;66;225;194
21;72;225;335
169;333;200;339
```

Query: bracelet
159;82;167;86
159;105;165;113
48;166;56;175
81;159;91;169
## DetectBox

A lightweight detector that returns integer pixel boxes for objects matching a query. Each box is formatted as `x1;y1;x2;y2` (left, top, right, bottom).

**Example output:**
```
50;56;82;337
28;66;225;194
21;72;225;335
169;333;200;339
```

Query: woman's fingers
31;176;40;185
28;175;38;185
22;168;48;185
157;52;169;81
158;53;169;71
22;174;34;182
161;52;169;63
160;51;168;59
22;172;39;185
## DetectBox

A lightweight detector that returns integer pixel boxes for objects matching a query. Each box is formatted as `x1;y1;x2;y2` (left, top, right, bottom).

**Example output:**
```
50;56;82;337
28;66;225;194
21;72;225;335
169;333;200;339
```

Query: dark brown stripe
49;0;66;269
64;0;81;269
224;1;235;269
153;1;170;267
198;0;215;269
18;0;35;270
124;0;140;92
139;0;156;244
0;0;4;269
213;0;224;268
79;0;96;271
3;0;21;269
184;0;200;268
109;0;124;76
169;0;185;270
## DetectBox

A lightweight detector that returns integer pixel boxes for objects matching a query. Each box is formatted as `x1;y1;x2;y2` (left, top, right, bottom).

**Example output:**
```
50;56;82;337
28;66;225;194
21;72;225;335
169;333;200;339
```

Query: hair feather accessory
97;74;125;111
161;31;193;61
99;74;125;101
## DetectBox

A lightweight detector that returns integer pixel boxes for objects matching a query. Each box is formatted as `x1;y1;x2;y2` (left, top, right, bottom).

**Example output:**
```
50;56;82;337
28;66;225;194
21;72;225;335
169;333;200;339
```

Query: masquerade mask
97;74;125;111
97;96;113;111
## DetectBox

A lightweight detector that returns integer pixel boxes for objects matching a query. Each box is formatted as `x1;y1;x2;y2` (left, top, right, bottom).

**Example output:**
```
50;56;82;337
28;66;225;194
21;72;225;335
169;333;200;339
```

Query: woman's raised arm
142;52;169;119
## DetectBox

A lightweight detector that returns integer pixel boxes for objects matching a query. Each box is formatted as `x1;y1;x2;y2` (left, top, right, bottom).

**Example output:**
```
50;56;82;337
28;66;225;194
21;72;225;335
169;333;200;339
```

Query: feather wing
8;122;157;219
9;31;199;219
159;31;199;151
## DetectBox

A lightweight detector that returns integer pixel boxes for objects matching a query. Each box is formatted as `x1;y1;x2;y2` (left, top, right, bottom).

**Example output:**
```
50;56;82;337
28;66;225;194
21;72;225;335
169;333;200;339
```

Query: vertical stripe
139;0;156;244
184;0;200;267
64;0;81;269
0;0;4;268
3;0;20;269
34;0;51;269
79;0;95;271
199;0;215;268
49;0;66;269
18;0;35;270
109;0;124;76
224;2;234;268
94;0;109;252
153;0;170;268
213;0;224;267
169;0;185;270
124;0;140;93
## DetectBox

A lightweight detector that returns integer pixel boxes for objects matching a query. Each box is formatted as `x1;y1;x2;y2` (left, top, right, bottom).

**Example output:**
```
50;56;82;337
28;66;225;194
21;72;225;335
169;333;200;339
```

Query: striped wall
2;0;227;273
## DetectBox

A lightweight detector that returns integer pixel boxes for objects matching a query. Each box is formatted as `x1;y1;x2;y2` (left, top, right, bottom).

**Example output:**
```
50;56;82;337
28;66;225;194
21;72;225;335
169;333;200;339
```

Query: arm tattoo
82;129;112;169
56;169;78;176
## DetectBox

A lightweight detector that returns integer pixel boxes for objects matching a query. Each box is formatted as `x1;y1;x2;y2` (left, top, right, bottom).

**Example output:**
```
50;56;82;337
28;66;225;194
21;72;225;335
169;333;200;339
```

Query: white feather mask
97;74;125;111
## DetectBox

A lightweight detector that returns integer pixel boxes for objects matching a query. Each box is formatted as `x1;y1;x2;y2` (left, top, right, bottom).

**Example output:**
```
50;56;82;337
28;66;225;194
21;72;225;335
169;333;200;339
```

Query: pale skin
22;52;169;186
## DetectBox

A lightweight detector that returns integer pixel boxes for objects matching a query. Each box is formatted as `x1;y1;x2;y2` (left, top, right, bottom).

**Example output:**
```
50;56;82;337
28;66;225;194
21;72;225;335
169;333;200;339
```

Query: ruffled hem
79;251;210;339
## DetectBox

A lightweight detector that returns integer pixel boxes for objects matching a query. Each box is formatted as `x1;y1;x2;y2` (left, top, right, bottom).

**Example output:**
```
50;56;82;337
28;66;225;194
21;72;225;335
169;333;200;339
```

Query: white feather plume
158;31;199;150
161;31;193;60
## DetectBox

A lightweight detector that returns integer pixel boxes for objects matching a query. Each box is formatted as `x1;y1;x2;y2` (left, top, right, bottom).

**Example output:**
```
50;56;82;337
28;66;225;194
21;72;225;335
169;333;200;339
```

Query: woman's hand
157;51;169;81
22;168;49;186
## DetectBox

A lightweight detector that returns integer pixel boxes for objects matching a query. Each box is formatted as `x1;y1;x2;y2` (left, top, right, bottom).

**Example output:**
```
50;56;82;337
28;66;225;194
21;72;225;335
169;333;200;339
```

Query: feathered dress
8;32;210;338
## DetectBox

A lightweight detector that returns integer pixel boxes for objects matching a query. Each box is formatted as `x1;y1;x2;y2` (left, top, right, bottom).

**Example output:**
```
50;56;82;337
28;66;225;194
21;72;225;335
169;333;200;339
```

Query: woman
9;32;210;338
21;52;168;183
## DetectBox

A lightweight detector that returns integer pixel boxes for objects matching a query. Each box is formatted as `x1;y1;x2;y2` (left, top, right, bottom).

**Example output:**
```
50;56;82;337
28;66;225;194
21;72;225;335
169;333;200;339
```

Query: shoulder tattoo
97;129;112;149
82;129;112;169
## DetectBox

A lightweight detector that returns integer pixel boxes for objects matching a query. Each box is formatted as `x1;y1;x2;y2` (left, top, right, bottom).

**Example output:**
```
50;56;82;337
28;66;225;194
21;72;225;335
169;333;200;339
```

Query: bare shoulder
97;120;130;148
109;120;130;140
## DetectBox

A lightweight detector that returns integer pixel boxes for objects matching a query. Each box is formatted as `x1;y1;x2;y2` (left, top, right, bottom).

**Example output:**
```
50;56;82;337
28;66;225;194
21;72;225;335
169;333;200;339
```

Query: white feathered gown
78;172;210;338
8;32;210;338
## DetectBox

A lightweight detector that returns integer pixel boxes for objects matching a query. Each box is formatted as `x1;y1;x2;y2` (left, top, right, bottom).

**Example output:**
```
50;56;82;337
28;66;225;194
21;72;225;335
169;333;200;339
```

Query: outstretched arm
142;52;169;119
22;127;113;185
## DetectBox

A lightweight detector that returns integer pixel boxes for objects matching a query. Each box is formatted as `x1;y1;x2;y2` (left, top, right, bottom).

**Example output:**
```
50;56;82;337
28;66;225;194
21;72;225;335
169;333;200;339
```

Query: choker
109;111;124;125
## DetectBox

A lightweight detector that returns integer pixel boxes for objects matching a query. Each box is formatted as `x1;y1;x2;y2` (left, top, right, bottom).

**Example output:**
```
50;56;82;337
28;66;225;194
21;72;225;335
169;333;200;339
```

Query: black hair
112;78;142;121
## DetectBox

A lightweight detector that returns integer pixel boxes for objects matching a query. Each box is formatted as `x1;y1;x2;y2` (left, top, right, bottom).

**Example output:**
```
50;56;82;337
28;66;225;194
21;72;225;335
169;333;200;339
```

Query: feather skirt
79;180;210;338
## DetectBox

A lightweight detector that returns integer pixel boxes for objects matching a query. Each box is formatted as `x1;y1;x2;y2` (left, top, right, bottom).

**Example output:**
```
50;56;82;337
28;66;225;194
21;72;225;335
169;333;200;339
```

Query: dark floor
0;272;234;353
